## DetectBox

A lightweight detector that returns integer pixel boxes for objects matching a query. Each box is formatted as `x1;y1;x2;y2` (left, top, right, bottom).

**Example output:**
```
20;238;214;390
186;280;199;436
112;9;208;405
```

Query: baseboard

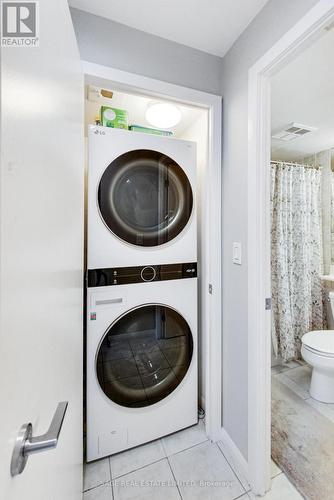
218;428;250;491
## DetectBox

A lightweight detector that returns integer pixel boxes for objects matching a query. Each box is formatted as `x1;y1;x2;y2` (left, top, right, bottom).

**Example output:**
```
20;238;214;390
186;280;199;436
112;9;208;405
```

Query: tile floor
272;360;334;423
83;418;302;499
272;360;334;498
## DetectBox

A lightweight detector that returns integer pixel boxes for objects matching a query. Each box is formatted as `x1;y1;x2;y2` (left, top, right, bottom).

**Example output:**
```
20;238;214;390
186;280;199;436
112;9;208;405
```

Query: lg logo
1;1;39;46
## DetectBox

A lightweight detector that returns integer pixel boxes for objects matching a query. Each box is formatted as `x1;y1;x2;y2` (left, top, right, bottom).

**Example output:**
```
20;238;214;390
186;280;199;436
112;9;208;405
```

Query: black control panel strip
87;262;197;287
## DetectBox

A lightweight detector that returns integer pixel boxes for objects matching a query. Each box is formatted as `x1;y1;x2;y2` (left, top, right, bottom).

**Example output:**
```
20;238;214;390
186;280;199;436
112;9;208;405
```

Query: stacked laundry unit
86;125;198;461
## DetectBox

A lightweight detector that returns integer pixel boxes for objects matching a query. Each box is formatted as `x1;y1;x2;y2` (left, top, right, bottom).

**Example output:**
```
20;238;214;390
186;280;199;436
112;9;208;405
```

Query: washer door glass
96;305;193;407
98;150;193;246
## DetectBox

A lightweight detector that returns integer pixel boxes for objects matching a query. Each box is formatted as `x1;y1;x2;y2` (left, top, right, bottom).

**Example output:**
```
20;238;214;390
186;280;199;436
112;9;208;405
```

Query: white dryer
87;126;197;269
86;263;198;461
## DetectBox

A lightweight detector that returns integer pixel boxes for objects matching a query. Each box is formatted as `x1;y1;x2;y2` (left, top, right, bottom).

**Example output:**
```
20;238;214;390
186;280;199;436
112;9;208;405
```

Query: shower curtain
271;161;326;361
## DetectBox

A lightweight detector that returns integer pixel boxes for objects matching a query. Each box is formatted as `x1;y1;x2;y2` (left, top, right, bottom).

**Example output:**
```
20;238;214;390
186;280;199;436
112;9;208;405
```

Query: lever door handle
11;401;68;476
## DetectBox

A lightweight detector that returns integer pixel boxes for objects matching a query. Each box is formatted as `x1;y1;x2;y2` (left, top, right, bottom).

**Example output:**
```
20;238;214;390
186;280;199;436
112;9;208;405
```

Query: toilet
302;328;334;403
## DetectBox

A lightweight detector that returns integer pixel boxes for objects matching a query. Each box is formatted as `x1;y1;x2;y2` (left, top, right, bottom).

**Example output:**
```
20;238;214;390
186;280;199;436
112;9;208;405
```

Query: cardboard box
100;106;128;129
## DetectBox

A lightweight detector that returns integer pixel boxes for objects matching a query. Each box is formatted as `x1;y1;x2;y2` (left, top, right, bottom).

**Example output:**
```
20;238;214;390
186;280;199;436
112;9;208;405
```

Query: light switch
232;242;242;265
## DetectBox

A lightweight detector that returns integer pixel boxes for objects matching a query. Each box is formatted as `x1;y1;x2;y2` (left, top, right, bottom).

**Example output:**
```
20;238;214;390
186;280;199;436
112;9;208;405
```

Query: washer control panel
87;262;197;287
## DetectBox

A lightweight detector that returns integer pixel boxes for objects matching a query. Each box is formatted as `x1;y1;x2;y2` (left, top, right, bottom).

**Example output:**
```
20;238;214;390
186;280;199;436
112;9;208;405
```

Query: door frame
248;0;334;495
82;61;223;442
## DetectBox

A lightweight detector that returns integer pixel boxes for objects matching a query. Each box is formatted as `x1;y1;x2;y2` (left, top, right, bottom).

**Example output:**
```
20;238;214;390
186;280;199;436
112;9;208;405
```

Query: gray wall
70;8;222;95
220;0;319;460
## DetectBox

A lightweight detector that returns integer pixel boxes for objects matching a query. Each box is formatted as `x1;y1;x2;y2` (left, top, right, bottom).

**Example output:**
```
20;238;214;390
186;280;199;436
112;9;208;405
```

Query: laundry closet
83;78;209;461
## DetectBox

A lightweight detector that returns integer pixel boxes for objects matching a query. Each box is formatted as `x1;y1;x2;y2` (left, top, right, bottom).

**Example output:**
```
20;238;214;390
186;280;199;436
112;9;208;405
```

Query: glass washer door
98;150;193;246
96;305;193;408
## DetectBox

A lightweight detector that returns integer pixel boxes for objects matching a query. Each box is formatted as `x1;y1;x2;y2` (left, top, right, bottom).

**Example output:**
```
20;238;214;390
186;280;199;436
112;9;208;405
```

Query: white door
0;1;84;499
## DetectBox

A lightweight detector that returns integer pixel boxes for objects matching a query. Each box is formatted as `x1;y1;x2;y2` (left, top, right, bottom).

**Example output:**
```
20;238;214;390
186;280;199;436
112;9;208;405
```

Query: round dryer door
98;150;193;246
96;305;193;408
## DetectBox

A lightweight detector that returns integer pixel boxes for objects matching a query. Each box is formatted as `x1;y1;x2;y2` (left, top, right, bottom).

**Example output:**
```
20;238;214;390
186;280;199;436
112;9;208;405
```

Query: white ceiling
69;0;268;57
271;28;334;161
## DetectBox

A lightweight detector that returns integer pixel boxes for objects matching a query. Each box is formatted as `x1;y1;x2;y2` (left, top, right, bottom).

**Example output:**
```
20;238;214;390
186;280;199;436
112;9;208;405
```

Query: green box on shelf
100;106;128;129
129;124;173;136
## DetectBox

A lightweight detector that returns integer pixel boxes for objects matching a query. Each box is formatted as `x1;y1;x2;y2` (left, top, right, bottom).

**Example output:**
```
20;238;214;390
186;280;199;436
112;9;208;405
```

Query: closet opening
82;63;222;459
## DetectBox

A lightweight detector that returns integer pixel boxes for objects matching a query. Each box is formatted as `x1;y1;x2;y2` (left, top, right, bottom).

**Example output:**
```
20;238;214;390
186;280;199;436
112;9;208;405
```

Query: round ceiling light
145;102;182;129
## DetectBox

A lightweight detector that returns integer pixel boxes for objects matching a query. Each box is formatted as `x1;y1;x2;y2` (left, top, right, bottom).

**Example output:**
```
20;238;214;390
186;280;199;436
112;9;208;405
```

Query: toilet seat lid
302;330;334;355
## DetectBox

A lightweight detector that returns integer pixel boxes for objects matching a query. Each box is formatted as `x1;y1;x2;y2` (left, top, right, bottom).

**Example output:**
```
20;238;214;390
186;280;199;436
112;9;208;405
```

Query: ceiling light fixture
145;102;182;129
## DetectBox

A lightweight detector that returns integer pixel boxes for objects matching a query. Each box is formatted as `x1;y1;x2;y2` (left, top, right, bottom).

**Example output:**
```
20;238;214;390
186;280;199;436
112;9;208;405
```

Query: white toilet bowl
301;330;334;403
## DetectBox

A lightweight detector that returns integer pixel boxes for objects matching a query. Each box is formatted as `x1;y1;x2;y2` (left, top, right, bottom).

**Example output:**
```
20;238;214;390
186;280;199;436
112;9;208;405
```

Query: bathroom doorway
269;26;334;498
247;2;334;496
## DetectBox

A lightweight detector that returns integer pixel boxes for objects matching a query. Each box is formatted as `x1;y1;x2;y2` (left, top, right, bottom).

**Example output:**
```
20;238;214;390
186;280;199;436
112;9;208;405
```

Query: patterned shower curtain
271;162;326;361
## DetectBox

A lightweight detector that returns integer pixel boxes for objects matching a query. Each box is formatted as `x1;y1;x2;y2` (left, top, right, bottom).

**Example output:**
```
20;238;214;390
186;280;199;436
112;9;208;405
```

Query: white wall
70;8;222;95
220;0;319;460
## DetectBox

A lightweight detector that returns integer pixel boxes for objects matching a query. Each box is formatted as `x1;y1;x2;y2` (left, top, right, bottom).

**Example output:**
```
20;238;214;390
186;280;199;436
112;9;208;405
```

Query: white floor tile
161;420;207;456
272;361;302;375
284;365;312;391
84;458;111;492
274;372;309;400
83;483;113;500
283;360;302;369
247;473;303;499
169;441;245;500
112;459;180;500
270;459;281;478
217;441;250;491
271;365;289;375
305;396;334;424
110;439;166;478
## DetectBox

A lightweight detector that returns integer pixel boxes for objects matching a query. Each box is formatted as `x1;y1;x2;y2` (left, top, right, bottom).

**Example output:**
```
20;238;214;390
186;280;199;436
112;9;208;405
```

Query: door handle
10;401;68;476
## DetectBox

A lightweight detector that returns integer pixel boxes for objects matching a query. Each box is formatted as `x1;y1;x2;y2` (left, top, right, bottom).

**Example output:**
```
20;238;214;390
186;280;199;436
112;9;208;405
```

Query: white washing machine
87;126;197;269
86;263;198;461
